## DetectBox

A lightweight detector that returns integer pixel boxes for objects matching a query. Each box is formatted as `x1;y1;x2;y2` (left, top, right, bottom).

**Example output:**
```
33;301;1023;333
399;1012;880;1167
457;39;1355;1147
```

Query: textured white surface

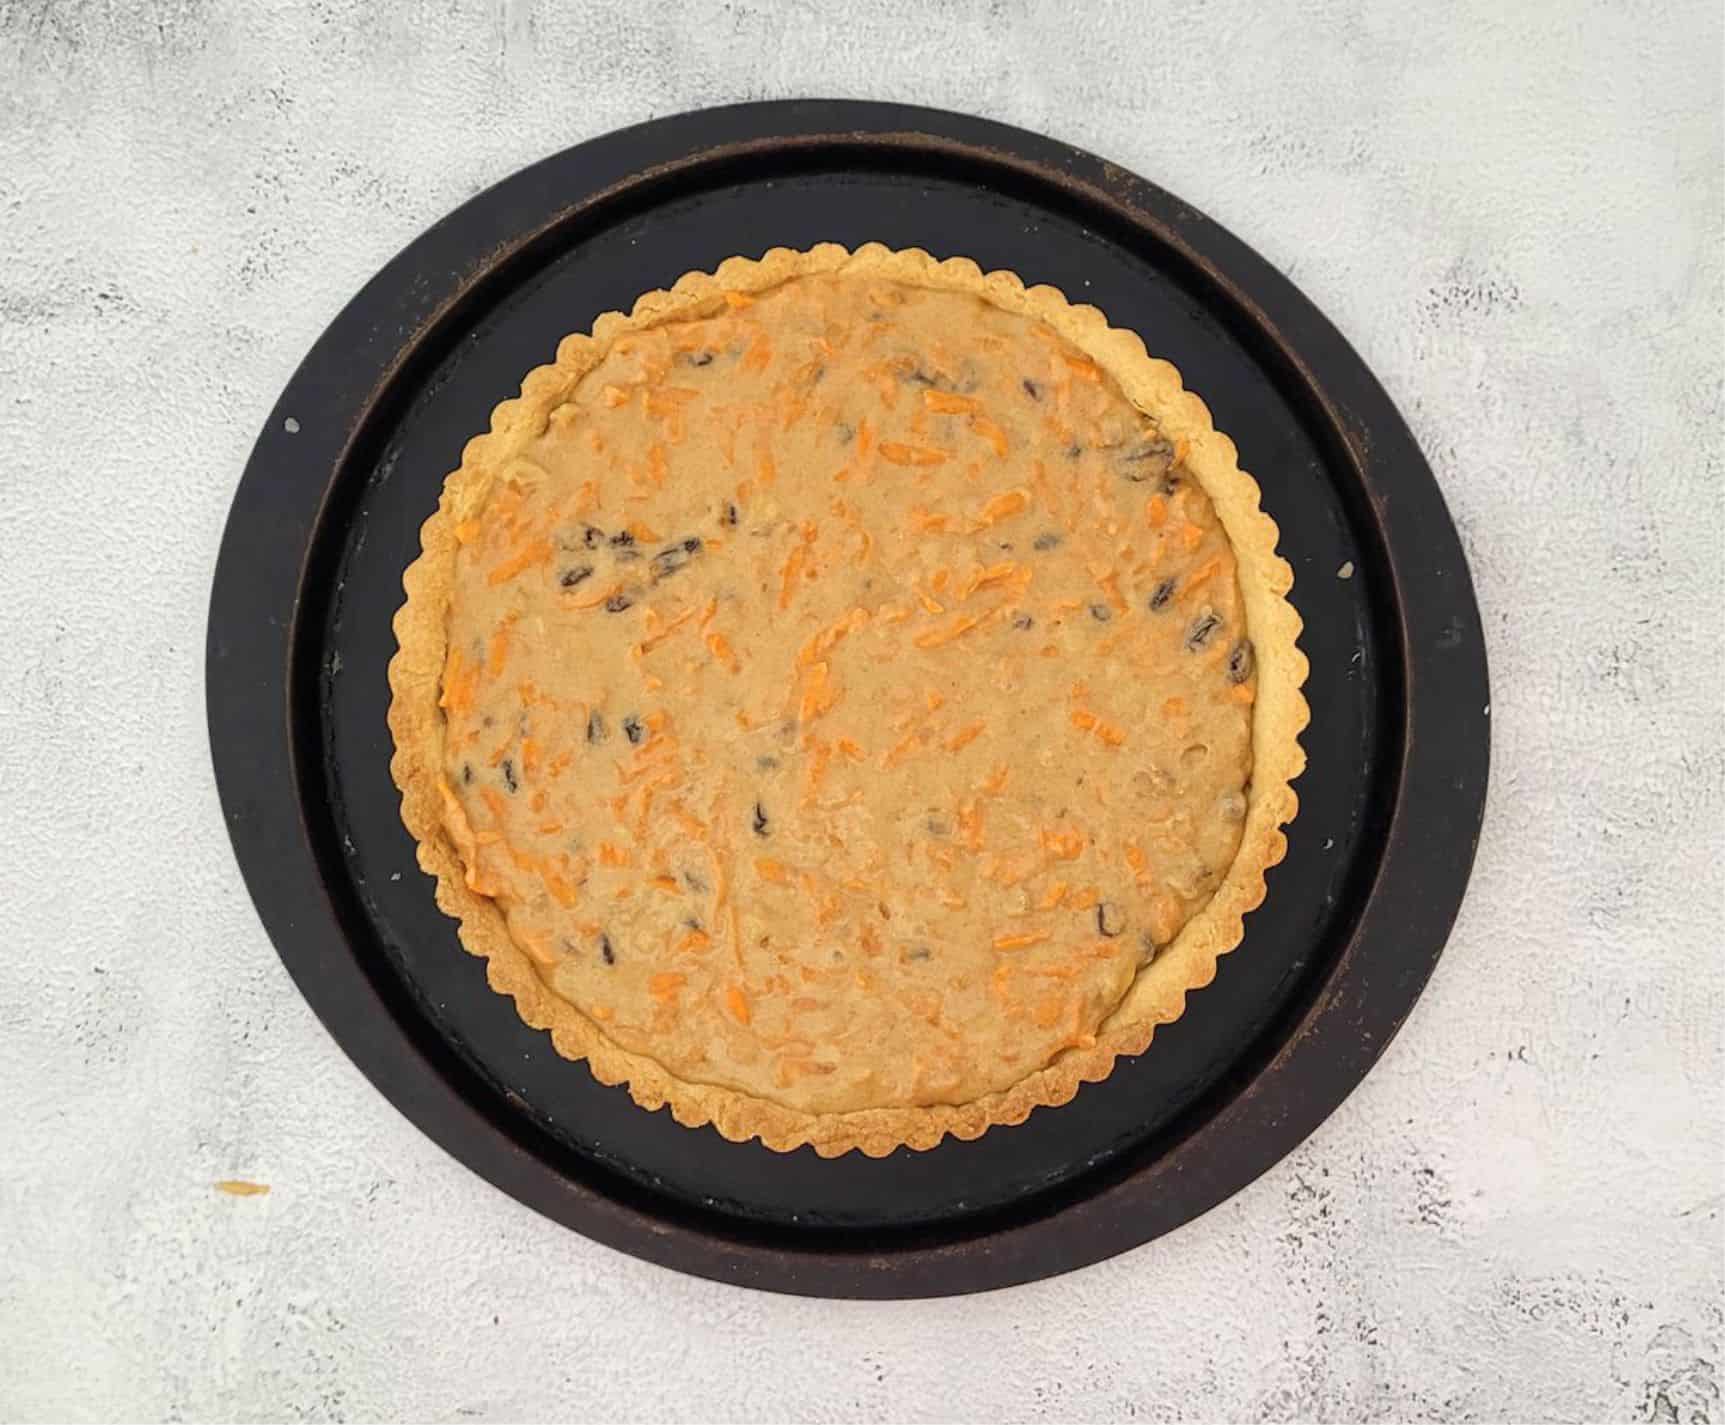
1;1;1721;1420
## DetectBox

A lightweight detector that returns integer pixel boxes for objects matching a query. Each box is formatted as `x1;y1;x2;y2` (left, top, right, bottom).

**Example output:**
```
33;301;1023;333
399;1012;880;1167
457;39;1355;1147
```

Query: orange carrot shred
946;720;986;752
486;622;512;678
913;613;983;650
705;630;739;671
994;930;1050;951
649;972;686;1000
879;442;949;467
922;389;979;414
969;416;1009;458
975;488;1029;527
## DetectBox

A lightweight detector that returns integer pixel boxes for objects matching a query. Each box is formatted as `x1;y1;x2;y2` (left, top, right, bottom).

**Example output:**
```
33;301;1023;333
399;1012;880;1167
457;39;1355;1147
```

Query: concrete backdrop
1;1;1719;1420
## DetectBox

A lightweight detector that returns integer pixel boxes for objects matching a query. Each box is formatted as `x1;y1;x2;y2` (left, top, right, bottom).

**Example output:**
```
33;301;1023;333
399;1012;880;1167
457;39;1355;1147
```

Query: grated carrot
1183;556;1221;595
975;488;1029;527
705;630;739;672
649;972;686;1000
1042;826;1085;860
914;613;983;649
994;930;1050;951
957;799;985;851
542;870;580;907
798;661;838;722
946;720;985;752
486;621;512;678
922;389;978;414
741;331;773;372
440;647;475;713
969;416;1009;458
879;442;949;467
961;561;1019;597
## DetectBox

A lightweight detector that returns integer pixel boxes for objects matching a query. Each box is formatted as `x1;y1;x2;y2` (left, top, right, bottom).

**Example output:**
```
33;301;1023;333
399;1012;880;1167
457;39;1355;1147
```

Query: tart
389;244;1306;1157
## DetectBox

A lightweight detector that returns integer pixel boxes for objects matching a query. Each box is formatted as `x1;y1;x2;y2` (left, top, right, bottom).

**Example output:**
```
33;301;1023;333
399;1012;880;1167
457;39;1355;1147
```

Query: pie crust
388;244;1307;1157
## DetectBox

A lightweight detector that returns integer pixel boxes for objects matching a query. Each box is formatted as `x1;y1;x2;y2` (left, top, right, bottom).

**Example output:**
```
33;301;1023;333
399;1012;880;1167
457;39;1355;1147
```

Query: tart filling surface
390;245;1306;1156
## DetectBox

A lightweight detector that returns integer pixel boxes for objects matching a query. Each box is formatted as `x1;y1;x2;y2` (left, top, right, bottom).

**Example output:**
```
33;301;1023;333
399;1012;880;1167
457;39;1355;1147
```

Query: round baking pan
207;100;1489;1297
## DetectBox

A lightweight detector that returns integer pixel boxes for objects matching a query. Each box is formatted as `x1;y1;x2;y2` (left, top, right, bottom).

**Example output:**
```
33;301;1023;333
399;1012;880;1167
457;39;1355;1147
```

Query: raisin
622;715;644;745
500;759;518;793
1121;435;1175;483
683;870;708;894
649;537;702;582
586;710;607;744
582;525;604;549
1066;441;1083;459
600;934;616;966
1186;610;1222;650
1032;531;1062;551
1149;578;1177;612
604;592;634;613
460;762;473;785
1089;602;1113;623
1096;901;1126;937
1227;640;1256;684
1022;377;1042;400
559;565;594;588
722;503;739;527
1012;614;1035;631
609;530;634;548
752;801;770;836
682;350;714;367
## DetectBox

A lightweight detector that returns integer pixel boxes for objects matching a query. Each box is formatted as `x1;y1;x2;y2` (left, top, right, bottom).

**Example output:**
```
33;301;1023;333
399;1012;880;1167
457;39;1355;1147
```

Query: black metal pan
207;100;1489;1298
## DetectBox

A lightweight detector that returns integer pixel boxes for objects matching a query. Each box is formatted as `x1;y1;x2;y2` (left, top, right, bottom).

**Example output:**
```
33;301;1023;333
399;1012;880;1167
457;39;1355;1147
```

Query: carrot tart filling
391;247;1303;1153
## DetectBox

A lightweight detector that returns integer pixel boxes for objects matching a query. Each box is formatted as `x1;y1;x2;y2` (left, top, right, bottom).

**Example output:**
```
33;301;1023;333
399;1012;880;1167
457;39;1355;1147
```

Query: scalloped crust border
388;244;1309;1158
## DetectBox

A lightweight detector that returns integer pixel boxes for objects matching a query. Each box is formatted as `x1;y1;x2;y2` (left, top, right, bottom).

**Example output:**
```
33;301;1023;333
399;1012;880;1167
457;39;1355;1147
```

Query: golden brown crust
388;244;1307;1157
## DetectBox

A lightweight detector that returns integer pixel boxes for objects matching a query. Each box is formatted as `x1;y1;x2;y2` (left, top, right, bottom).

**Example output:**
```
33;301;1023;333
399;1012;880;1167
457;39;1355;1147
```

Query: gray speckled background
1;2;1720;1421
